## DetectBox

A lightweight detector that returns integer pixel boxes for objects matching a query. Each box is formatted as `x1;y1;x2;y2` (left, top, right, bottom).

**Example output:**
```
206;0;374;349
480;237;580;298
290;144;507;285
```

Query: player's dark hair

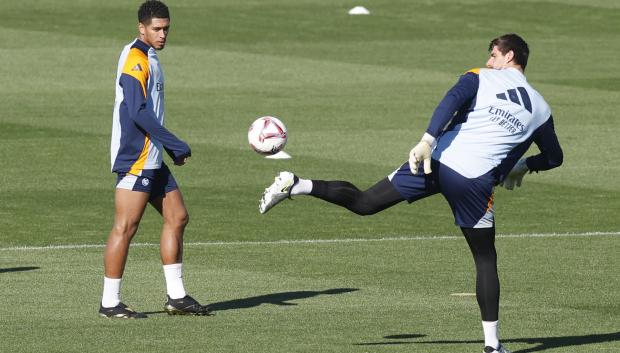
138;0;169;25
489;33;529;70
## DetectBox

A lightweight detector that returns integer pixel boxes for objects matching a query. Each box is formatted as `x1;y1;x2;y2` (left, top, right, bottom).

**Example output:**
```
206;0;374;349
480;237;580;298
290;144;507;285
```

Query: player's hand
500;159;528;190
174;156;189;166
409;133;435;174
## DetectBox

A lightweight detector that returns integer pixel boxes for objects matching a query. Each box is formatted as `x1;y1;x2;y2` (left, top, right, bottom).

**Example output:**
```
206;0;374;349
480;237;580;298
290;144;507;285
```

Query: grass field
1;0;619;352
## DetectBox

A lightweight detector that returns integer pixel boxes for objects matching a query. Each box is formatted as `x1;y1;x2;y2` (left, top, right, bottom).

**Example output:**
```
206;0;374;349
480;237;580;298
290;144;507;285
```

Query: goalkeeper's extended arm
410;71;479;175
409;133;436;174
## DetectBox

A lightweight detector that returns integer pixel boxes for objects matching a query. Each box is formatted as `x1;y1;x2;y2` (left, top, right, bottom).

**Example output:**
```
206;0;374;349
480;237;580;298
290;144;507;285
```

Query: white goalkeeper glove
501;159;529;190
409;133;436;174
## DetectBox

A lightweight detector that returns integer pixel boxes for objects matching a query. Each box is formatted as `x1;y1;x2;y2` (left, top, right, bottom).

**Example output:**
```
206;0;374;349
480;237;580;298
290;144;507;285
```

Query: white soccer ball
248;116;288;155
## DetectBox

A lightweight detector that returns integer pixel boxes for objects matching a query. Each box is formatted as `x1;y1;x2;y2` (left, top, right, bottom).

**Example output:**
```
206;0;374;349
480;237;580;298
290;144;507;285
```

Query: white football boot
259;171;297;214
484;345;511;353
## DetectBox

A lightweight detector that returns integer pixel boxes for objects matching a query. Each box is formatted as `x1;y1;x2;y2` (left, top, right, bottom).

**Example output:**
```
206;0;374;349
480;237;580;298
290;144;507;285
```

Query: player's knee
472;245;497;263
350;194;383;216
350;201;381;216
166;210;189;229
111;221;139;240
181;211;190;227
473;253;497;274
354;207;379;216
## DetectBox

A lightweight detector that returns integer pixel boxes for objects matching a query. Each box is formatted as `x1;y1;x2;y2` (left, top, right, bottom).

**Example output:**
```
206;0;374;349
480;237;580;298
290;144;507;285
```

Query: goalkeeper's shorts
388;159;495;228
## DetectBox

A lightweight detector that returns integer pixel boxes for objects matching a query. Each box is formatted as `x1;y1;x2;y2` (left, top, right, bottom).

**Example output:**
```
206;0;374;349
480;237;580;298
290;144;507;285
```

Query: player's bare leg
100;188;150;318
104;188;149;278
150;189;188;266
151;189;211;315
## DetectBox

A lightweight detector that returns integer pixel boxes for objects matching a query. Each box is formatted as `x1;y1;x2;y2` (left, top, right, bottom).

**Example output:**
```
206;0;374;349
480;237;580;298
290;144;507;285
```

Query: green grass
0;0;619;352
2;236;619;353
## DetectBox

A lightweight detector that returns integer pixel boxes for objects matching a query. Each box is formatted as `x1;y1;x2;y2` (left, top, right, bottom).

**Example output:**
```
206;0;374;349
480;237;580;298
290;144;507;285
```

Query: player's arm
426;70;480;138
525;115;563;172
501;116;563;190
410;70;479;174
119;70;191;162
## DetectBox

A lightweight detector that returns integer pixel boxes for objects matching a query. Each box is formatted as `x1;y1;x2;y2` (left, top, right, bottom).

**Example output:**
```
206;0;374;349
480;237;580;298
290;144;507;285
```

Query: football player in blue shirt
260;33;563;353
99;0;210;319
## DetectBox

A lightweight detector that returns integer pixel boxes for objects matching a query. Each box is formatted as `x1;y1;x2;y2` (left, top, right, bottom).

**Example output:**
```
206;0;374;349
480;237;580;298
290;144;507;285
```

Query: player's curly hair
138;0;169;25
489;33;529;70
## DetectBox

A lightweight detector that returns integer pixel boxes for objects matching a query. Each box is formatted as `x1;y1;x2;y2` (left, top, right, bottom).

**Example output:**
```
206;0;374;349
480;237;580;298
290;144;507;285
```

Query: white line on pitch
1;231;618;252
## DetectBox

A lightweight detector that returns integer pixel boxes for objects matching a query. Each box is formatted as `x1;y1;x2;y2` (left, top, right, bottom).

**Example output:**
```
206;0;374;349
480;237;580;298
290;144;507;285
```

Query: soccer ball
248;116;288;155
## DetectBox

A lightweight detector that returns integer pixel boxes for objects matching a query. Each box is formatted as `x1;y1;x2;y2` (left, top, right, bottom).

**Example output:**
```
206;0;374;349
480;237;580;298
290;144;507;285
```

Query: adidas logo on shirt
495;87;532;113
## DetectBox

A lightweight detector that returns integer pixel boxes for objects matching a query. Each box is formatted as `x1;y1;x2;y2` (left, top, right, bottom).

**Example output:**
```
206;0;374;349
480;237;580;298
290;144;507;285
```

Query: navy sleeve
120;74;191;160
525;116;563;172
426;72;479;137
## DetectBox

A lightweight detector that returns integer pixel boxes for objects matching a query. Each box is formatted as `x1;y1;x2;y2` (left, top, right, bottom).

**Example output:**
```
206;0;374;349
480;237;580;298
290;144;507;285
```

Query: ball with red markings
248;116;288;155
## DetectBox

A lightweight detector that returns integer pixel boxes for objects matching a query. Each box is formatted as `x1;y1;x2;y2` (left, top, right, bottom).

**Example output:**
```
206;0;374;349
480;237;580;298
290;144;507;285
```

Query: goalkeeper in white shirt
259;33;563;353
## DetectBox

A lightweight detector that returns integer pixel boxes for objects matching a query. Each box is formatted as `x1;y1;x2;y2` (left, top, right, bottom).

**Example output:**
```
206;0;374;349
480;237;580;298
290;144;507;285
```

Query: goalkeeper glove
409;133;435;174
501;159;529;190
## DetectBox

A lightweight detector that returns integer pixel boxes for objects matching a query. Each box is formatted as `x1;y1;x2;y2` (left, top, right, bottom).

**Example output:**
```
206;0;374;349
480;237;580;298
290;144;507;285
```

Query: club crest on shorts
141;178;150;187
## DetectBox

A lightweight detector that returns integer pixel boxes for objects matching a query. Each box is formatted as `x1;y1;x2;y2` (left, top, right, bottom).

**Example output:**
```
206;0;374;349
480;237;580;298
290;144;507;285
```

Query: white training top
433;68;551;178
111;39;166;174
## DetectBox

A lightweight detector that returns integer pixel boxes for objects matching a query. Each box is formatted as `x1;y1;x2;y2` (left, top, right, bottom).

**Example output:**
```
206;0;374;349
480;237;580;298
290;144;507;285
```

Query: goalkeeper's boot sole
259;171;298;214
164;295;212;316
99;302;146;319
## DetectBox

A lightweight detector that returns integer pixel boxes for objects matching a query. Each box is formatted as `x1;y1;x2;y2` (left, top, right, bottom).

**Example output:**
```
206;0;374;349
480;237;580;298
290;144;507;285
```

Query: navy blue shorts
388;159;495;228
116;163;179;201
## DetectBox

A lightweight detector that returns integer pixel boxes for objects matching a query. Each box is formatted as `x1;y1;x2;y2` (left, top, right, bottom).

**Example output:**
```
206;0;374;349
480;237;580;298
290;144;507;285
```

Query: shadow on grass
0;266;40;273
142;288;359;316
208;288;359;312
355;334;427;346
355;331;620;352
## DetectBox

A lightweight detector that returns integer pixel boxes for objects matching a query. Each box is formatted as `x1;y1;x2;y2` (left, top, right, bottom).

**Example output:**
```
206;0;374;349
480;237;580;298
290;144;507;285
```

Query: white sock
101;277;122;308
482;320;500;349
163;263;187;299
291;178;312;195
